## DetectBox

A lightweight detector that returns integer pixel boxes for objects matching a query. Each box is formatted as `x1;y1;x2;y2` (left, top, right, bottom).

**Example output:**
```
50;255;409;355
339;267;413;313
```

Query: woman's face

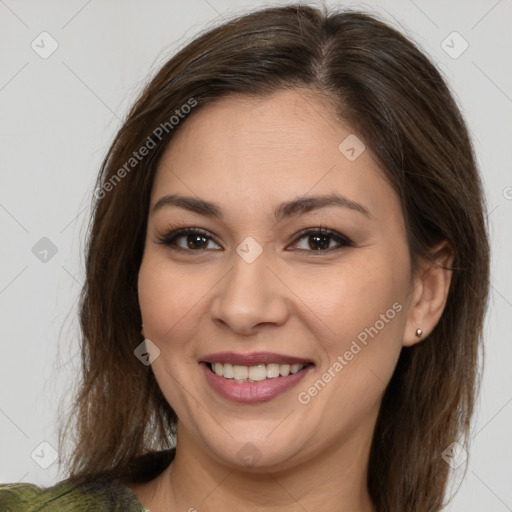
138;89;418;471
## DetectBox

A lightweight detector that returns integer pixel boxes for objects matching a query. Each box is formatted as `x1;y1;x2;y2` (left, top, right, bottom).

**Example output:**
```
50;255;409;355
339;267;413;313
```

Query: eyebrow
151;193;371;220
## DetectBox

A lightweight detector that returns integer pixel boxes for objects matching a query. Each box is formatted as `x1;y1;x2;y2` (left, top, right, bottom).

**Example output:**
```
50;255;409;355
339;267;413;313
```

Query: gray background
0;1;511;510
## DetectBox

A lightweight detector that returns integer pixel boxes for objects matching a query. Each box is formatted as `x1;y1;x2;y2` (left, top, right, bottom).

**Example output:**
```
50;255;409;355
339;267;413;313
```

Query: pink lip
201;361;314;404
200;351;312;366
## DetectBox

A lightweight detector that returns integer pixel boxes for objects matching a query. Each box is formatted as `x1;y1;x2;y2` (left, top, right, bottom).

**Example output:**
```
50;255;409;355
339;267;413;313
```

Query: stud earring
415;328;423;338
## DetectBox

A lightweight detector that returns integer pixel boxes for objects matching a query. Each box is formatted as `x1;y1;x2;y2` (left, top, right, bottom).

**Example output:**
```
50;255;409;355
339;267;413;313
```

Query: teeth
213;362;223;376
223;363;234;379
210;362;307;381
290;364;302;374
266;364;280;378
233;365;248;381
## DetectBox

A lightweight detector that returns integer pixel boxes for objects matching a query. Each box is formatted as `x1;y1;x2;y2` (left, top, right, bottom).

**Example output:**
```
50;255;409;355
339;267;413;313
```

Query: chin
195;425;314;473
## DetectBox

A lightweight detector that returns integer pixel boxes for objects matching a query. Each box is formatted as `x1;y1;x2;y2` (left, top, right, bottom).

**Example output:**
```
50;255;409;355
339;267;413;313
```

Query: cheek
137;255;198;343
306;262;408;419
294;252;408;353
137;256;200;410
296;257;408;427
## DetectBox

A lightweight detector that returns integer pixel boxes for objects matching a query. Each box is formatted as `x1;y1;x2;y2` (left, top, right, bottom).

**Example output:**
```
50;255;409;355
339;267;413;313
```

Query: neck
144;422;377;512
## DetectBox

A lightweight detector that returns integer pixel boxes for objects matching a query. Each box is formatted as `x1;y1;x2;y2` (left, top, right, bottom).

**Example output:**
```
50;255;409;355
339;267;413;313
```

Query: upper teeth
211;363;306;382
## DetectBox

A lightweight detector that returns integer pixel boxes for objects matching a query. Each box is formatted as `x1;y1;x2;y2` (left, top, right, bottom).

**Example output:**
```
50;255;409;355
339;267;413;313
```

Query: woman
0;4;489;511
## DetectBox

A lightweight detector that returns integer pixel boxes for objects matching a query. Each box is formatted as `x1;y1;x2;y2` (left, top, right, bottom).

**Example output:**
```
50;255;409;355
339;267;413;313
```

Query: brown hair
60;4;490;511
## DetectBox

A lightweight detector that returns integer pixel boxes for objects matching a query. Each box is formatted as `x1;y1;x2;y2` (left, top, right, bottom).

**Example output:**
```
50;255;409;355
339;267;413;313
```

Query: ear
403;241;454;347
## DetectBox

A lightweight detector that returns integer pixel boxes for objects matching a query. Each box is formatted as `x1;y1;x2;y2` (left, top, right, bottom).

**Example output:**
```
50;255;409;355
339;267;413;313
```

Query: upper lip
201;351;313;366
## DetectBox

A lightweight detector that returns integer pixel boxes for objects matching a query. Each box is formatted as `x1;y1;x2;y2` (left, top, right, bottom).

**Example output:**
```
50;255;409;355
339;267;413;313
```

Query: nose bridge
210;243;288;332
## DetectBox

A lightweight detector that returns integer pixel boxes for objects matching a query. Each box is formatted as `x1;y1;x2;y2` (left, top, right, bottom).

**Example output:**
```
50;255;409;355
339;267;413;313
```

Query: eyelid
154;225;353;252
290;226;353;249
154;226;220;249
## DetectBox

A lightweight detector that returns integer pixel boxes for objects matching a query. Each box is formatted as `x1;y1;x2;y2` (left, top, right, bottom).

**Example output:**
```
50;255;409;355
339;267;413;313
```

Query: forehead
150;90;400;224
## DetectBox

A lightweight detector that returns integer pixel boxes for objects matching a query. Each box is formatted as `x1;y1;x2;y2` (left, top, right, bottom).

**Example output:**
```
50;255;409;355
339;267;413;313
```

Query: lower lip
201;363;313;404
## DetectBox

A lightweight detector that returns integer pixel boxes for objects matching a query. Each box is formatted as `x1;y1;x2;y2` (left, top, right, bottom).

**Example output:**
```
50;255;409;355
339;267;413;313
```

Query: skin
132;89;453;511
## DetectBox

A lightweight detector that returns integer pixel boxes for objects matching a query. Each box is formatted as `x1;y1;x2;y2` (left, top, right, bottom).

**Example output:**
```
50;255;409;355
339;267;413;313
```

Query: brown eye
156;228;222;251
155;226;353;254
290;227;353;252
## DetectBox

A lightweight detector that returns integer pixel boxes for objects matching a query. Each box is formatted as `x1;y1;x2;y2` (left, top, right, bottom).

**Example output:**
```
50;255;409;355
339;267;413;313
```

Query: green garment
0;449;175;511
0;477;147;511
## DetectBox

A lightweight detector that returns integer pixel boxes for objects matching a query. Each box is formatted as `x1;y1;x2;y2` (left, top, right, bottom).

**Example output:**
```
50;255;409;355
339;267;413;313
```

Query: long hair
60;5;490;511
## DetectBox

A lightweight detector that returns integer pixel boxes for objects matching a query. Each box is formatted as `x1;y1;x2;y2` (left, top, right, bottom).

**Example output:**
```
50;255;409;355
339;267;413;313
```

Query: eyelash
154;225;353;253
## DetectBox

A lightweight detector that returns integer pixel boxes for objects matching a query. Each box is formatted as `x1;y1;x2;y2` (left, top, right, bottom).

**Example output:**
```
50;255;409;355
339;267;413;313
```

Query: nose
209;250;290;335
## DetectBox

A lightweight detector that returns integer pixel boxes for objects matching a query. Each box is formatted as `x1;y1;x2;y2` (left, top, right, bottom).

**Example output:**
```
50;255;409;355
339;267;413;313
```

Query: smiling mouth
205;362;315;383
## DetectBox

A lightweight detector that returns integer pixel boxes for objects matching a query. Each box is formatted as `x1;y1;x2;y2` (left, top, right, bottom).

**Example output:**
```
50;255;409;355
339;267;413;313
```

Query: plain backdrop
0;0;511;510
